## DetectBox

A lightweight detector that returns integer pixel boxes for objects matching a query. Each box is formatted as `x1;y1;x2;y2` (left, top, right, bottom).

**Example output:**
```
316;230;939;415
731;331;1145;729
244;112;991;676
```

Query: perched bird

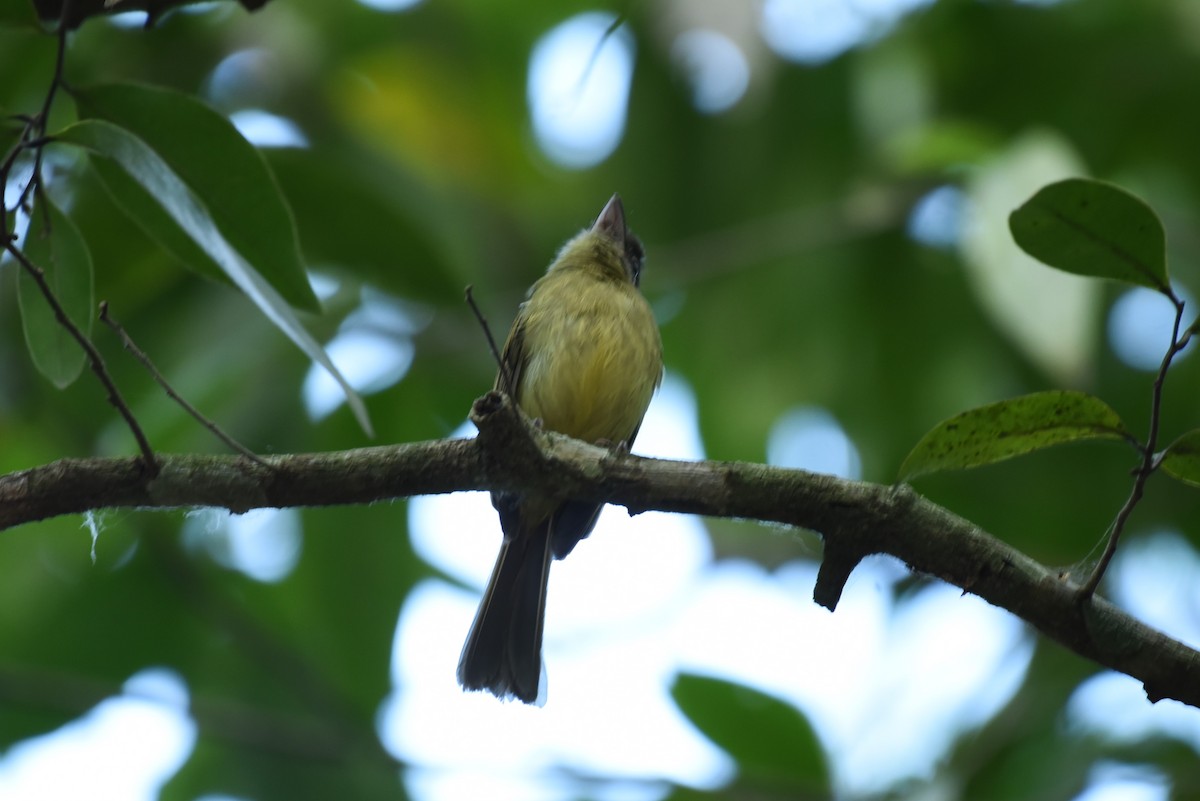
457;194;663;704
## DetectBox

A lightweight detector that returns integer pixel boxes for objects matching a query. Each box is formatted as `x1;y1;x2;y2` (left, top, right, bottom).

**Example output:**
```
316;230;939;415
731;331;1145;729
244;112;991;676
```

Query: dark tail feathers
457;521;553;704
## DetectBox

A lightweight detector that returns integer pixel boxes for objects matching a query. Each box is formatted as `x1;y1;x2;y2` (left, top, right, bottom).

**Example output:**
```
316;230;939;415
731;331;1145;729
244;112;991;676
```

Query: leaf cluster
903;179;1198;490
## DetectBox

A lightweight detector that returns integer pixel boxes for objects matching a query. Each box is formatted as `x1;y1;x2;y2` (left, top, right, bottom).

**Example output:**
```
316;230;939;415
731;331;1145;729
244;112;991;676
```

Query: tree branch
32;0;273;29
2;392;1198;709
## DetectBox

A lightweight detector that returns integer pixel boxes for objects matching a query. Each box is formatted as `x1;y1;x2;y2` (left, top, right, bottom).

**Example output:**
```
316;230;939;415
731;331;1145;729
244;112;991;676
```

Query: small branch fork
2;1;70;218
1;0;159;475
1080;288;1192;600
3;243;159;472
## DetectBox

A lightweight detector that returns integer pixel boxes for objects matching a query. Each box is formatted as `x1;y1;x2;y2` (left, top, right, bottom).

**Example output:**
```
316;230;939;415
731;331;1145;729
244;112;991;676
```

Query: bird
457;194;663;705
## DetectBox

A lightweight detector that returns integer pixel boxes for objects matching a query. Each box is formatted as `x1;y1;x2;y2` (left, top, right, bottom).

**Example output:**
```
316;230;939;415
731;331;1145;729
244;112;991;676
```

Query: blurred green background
2;0;1200;798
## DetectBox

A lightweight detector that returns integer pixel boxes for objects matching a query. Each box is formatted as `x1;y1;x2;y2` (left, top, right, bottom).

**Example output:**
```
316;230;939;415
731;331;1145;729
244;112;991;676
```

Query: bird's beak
592;193;626;248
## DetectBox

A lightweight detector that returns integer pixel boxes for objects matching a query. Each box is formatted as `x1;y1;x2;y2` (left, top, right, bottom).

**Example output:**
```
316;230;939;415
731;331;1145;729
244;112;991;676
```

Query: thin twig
3;242;158;475
0;136;26;195
99;302;269;467
15;0;71;217
0;0;156;476
1;110;38;243
1080;290;1189;599
464;284;515;390
573;11;628;99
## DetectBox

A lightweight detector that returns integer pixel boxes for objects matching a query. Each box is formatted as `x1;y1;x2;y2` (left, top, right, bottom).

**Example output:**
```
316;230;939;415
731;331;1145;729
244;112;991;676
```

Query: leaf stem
1080;289;1188;599
13;0;71;217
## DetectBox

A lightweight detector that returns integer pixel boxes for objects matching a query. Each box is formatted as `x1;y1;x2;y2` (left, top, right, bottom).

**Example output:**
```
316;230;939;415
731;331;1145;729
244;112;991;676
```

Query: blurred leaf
0;0;37;27
163;737;407;801
1160;430;1200;489
17;200;94;388
332;46;529;195
160;505;416;801
73;82;319;312
0;519;202;744
242;504;423;715
54;118;373;436
961;132;1098;385
960;725;1092;801
658;787;726;801
898;391;1130;481
671;673;828;792
1114;736;1200;796
1009;178;1168;292
263;148;456;301
889;118;1004;173
950;643;1097;801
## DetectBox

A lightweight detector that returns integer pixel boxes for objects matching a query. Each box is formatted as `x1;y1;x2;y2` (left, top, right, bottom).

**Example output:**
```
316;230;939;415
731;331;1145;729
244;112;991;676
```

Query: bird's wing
491;309;529;541
494;307;527;401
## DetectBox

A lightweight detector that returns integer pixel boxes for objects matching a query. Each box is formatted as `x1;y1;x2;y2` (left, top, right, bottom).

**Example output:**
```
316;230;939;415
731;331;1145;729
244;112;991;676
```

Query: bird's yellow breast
516;268;662;446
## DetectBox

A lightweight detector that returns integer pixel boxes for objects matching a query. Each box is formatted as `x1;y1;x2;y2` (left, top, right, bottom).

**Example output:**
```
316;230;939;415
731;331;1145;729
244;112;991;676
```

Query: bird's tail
457;520;553;705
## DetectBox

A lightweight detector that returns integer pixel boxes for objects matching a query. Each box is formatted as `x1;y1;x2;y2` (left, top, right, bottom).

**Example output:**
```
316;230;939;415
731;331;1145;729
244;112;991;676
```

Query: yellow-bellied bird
457;194;663;704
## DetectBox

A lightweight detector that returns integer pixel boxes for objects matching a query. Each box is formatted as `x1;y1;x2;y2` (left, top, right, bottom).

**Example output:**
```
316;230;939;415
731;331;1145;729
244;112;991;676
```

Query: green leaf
54;119;373;436
671;673;829;792
263;148;457;301
87;151;231;287
1008;178;1168;291
73;82;320;312
1160;430;1200;488
17;200;94;388
898;390;1130;481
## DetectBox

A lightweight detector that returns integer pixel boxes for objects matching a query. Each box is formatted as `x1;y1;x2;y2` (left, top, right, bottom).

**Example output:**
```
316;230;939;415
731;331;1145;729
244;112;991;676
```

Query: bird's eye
626;235;645;286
